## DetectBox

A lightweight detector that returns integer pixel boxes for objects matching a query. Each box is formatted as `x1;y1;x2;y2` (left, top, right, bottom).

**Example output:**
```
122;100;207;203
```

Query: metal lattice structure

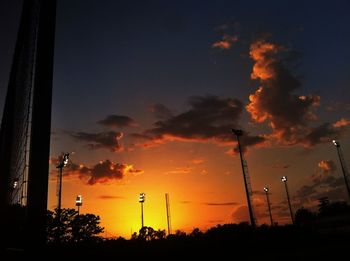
0;0;56;246
232;129;256;227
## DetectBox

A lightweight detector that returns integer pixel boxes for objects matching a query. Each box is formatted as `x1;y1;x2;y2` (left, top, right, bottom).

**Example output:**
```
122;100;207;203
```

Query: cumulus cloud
246;38;341;147
97;115;138;128
51;159;143;185
71;131;123;152
131;95;265;150
79;160;143;185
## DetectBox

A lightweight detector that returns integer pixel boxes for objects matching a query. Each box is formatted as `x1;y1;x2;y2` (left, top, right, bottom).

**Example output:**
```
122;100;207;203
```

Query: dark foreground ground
2;225;350;259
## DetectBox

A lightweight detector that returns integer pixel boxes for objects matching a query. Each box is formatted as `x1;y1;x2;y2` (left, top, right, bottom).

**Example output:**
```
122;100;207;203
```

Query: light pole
75;195;83;215
55;152;69;242
264;187;274;226
332;140;350;200
139;193;145;228
281;176;294;225
232;129;256;228
56;153;69;216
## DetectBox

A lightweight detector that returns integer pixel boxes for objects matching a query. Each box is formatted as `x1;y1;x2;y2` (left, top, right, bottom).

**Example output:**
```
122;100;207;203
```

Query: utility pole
264;187;274;226
232;129;256;228
281;176;294;225
333;140;350;200
165;193;172;235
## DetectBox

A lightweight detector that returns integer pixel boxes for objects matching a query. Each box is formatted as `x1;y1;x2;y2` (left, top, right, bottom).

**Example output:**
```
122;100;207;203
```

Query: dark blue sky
2;0;350;127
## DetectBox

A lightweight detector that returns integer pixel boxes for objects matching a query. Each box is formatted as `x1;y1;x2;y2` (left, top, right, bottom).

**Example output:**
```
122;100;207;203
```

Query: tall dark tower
0;0;56;247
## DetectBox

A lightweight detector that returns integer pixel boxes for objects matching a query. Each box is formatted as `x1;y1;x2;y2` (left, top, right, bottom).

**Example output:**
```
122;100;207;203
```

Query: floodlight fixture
264;187;269;192
281;176;287;182
13;178;19;189
139;192;145;203
232;129;243;136
76;195;83;206
333;140;339;147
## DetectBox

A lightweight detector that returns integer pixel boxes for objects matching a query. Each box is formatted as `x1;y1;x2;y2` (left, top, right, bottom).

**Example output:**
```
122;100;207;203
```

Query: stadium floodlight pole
264;187;274;226
333;140;350;200
56;153;69;215
139;193;145;228
281;176;294;225
55;152;69;242
75;195;83;215
232;129;256;228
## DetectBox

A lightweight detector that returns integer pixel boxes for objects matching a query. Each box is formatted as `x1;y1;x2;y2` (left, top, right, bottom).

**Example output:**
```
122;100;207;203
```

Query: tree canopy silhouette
47;208;104;243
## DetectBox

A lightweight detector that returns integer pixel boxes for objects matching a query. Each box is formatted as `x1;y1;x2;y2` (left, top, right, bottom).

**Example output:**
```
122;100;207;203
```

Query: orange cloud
165;167;193;175
212;34;238;50
249;40;278;80
246;38;339;147
191;158;204;164
333;118;350;128
318;160;336;174
51;159;143;185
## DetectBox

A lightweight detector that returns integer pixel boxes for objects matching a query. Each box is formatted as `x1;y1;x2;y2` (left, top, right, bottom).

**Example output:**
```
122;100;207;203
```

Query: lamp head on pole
56;153;70;168
232;129;243;137
139;193;145;203
332;140;340;147
75;195;83;206
281;176;287;182
264;187;269;192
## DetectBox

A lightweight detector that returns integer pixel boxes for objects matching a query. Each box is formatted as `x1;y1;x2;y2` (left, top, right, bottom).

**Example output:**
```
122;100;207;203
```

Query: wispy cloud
333;118;350;128
212;34;238;50
165;167;193;175
97;114;138;128
190;158;205;165
98;195;125;200
70;131;123;152
204;202;239;206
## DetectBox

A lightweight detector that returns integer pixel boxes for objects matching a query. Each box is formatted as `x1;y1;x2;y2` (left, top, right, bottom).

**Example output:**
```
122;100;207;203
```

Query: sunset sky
1;0;350;238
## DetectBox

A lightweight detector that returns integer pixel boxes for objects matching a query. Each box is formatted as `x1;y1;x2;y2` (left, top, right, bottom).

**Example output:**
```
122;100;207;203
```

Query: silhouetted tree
295;207;316;227
318;197;330;214
131;227;167;240
70;213;104;242
154;229;166;239
318;201;350;217
175;229;186;236
190;227;203;237
46;208;104;243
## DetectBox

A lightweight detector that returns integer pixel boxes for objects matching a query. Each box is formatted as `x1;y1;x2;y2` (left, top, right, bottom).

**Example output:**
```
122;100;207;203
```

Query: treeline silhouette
2;201;350;259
